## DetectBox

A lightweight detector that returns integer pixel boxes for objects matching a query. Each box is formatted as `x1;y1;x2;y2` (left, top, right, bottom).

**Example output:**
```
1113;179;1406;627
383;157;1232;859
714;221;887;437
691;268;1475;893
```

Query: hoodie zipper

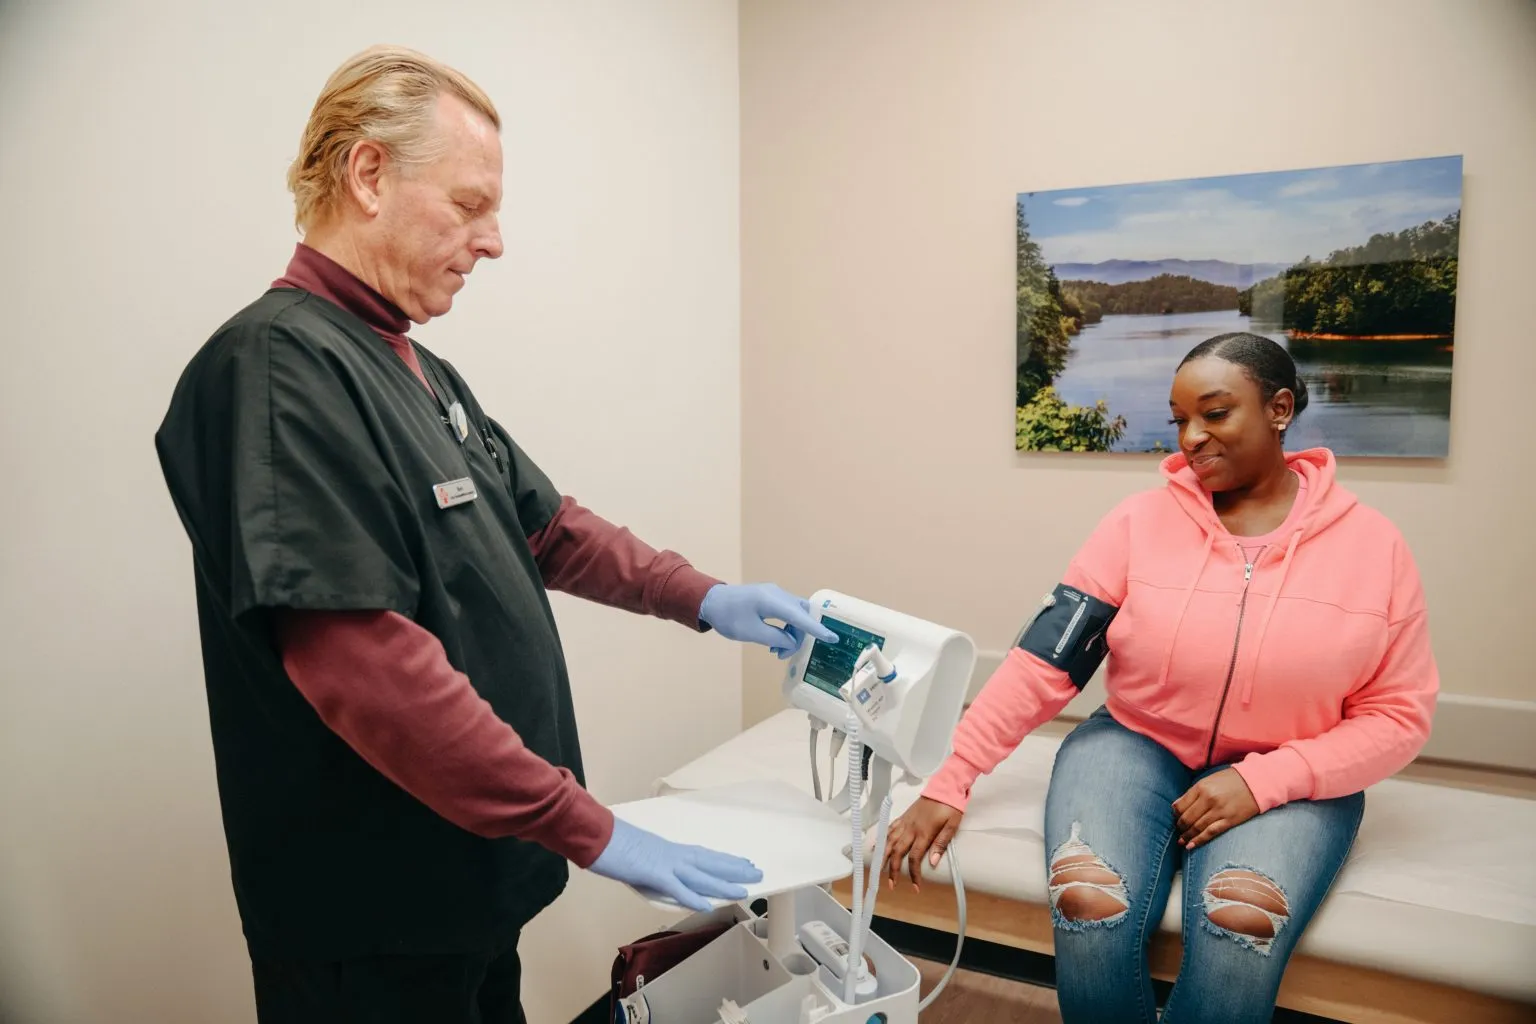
1204;552;1256;768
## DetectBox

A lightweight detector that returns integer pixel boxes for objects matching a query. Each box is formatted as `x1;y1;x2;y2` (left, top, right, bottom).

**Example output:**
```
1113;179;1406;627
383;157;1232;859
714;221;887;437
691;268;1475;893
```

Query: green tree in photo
1063;275;1239;317
1016;387;1127;453
1015;205;1127;452
1238;212;1460;337
1016;205;1074;404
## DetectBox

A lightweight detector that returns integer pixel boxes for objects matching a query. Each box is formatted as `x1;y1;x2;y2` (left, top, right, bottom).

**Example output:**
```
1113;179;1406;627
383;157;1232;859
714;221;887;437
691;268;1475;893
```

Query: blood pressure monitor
784;591;976;781
605;591;979;1022
801;615;887;701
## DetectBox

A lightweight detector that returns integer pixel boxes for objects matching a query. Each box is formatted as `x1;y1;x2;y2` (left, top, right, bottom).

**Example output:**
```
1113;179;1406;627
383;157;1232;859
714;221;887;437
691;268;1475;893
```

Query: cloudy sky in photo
1020;155;1463;266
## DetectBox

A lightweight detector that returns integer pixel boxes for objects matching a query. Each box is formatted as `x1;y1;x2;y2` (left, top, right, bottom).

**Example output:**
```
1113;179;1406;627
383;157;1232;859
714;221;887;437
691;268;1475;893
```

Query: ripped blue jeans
1043;707;1363;1024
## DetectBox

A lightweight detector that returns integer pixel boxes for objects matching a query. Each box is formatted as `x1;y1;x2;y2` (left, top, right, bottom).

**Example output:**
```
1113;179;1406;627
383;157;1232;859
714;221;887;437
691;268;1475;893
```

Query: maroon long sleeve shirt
270;244;721;867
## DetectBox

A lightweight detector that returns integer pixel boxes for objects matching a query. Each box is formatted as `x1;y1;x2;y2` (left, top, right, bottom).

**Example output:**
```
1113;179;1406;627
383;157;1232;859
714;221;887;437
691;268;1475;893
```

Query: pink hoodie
925;447;1438;815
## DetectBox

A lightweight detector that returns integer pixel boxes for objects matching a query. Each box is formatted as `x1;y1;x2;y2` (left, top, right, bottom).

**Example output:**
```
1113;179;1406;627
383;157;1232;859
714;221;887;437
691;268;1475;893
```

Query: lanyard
417;354;460;438
417;351;503;470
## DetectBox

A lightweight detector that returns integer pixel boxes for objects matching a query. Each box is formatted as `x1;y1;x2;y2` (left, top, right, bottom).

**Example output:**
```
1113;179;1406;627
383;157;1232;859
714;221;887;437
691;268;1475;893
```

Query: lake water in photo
1048;310;1453;457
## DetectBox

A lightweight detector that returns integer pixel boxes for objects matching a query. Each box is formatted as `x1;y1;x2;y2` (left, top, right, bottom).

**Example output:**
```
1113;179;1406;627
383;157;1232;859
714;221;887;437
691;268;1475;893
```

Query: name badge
433;477;478;509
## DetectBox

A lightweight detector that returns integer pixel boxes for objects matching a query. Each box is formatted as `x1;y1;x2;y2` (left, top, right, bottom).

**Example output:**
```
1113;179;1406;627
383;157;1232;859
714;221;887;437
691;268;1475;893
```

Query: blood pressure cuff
1015;583;1119;689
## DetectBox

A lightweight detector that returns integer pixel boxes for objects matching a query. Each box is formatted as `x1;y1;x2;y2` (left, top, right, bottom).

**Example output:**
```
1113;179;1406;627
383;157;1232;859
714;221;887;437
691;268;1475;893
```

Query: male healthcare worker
153;45;835;1024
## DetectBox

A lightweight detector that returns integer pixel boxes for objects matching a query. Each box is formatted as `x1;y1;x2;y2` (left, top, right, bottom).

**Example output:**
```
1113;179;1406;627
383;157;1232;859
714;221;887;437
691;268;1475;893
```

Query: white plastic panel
628;923;791;1022
607;779;855;911
783;590;977;779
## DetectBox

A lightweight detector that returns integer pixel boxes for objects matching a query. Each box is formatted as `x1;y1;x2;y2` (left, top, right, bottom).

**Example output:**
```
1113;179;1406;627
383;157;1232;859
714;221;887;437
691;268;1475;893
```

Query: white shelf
608;778;854;911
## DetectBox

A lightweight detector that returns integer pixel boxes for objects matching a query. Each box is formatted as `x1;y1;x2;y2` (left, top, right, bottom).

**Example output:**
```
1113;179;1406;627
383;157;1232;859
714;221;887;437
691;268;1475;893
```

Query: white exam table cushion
653;709;1536;1004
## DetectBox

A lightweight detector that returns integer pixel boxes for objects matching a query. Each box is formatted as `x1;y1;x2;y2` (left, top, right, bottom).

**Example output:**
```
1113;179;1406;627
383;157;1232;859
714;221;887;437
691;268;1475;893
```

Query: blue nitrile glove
699;583;838;660
589;819;764;912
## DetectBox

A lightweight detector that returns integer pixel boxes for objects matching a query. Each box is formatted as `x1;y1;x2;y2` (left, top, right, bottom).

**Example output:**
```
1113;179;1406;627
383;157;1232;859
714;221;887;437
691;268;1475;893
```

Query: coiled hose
844;707;865;1004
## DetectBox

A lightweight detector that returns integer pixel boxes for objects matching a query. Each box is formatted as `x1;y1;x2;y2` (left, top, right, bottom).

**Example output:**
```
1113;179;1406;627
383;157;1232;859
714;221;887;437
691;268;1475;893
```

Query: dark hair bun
1291;370;1309;416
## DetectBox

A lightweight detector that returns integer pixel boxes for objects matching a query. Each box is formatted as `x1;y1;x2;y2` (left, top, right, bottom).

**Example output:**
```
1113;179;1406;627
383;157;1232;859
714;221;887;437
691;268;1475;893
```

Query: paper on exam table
1332;776;1536;927
656;710;1536;930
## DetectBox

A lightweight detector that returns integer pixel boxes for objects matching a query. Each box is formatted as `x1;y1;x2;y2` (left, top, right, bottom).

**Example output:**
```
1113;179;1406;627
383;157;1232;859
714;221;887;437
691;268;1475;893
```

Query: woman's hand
882;797;964;892
1173;768;1261;849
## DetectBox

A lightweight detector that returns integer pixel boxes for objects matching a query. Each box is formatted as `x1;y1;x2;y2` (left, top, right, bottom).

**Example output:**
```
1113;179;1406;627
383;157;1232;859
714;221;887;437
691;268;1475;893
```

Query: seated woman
882;333;1438;1024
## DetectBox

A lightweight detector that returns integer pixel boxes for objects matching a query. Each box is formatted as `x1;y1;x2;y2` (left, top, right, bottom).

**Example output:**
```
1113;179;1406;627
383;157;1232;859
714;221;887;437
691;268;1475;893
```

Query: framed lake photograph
1015;155;1462;457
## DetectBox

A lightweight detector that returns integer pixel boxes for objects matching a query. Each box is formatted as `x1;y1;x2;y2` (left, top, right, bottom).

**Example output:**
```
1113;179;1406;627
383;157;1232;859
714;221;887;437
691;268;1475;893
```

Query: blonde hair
287;45;500;231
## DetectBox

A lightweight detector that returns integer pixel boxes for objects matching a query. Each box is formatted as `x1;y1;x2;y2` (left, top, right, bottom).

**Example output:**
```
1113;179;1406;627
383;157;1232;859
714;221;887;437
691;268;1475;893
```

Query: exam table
653;709;1536;1024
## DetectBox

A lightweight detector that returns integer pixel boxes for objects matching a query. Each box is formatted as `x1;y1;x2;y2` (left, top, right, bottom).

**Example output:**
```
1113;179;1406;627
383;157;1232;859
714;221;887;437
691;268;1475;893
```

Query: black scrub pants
251;937;526;1024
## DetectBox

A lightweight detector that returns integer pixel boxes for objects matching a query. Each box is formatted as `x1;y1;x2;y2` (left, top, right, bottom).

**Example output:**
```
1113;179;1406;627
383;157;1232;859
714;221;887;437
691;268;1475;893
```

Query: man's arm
274;608;615;866
527;496;721;629
525;495;836;656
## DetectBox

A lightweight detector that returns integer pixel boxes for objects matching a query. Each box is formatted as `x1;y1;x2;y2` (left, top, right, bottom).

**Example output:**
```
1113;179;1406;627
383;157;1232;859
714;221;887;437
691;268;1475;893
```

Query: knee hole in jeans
1049;822;1129;926
1202;867;1291;954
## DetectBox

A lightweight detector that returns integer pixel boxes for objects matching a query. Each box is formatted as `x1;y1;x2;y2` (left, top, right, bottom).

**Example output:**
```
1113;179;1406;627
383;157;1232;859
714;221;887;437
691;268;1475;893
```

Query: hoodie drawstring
1240;528;1302;706
1157;529;1216;690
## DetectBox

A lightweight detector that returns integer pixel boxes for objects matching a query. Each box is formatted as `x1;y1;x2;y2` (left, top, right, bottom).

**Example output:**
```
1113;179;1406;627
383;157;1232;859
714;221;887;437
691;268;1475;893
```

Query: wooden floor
914;957;1064;1023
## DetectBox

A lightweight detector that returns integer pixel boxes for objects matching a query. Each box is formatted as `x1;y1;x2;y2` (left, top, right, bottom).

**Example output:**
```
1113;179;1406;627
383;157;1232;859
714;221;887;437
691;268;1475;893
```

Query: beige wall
3;2;1533;1020
0;2;739;1022
740;0;1536;734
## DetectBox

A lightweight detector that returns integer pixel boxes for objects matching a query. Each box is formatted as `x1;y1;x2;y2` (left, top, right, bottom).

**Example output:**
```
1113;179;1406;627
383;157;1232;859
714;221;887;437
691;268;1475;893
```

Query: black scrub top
155;287;584;960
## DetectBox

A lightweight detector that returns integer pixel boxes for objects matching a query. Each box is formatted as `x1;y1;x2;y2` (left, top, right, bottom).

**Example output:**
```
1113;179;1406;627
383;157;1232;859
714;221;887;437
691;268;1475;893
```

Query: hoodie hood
1159;446;1356;542
1152;447;1360;706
